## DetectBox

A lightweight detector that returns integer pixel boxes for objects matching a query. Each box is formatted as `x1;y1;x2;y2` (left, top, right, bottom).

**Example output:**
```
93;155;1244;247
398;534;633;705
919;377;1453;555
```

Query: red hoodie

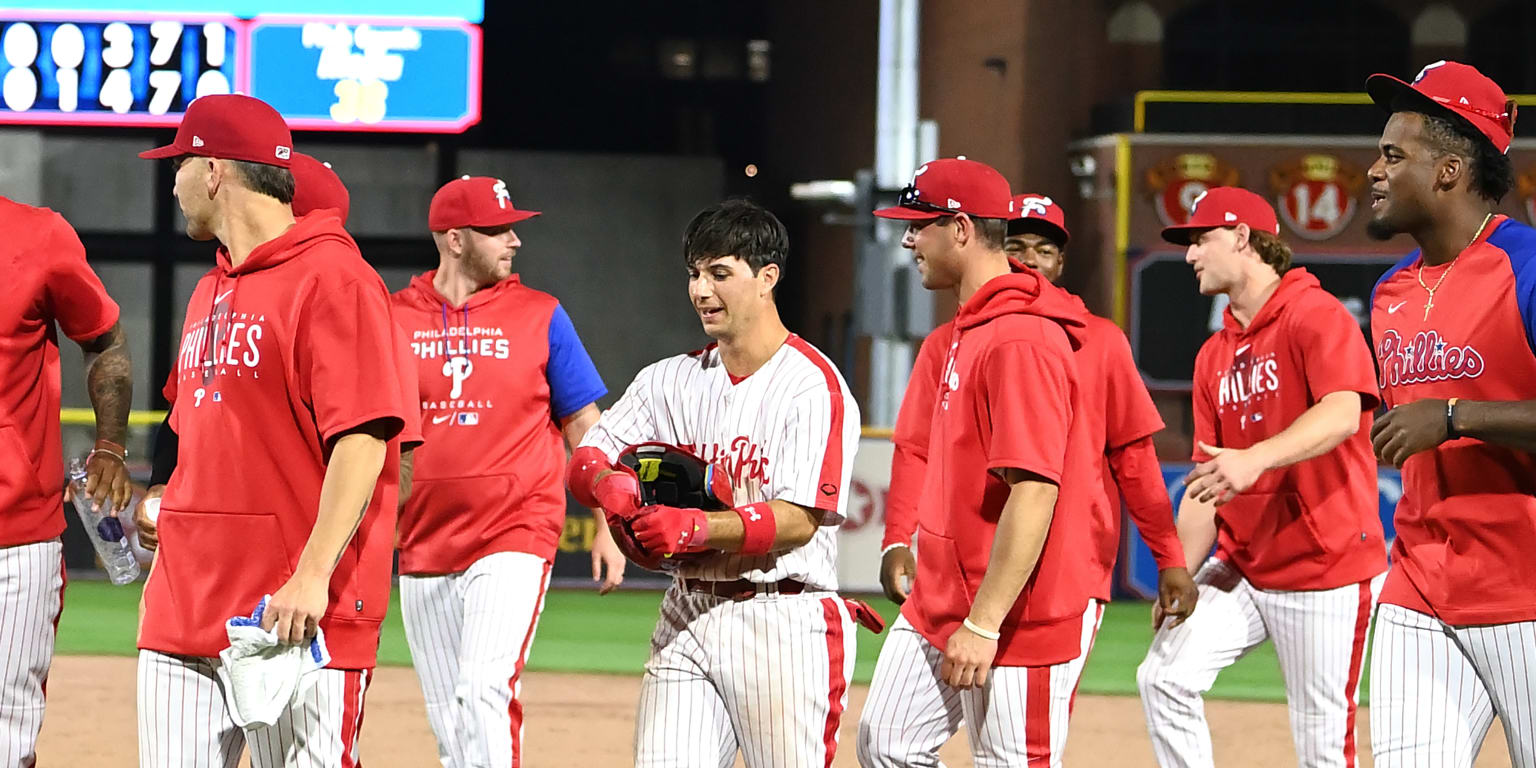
886;276;1183;602
143;214;406;669
391;271;607;573
901;268;1108;667
1191;267;1386;591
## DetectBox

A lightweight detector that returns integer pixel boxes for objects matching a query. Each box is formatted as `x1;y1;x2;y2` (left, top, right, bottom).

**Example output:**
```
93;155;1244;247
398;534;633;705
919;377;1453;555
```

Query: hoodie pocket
913;526;974;626
1217;492;1325;561
0;425;46;511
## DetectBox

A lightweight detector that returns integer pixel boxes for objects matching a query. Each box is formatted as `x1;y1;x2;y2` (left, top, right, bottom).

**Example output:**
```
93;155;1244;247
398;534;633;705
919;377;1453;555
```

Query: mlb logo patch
456;412;479;425
212;392;222;402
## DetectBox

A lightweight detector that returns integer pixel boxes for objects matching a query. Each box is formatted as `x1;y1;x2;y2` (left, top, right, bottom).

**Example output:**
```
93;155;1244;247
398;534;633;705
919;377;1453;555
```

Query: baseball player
134;94;408;767
880;192;1196;637
391;175;621;768
0;197;132;766
566;198;864;768
858;159;1107;767
1363;61;1536;766
1136;187;1387;768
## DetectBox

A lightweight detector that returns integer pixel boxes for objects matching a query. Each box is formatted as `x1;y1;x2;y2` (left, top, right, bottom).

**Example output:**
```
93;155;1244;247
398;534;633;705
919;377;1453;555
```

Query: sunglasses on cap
895;185;958;215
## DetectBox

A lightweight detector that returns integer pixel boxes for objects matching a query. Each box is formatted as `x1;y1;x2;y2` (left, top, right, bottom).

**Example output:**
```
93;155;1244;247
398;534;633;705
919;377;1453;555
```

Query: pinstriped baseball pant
1369;603;1536;768
1136;558;1382;768
856;603;1098;768
0;540;64;768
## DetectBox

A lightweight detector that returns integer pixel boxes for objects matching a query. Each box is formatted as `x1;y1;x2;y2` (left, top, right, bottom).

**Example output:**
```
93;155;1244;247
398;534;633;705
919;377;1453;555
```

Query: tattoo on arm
81;322;131;445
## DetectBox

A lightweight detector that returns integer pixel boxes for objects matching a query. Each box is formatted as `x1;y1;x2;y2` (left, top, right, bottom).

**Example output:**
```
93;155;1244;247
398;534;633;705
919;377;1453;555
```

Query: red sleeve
981;340;1071;483
1292;294;1380;411
394;328;423;449
1108;435;1186;570
883;328;947;548
1098;322;1165;449
296;277;405;446
1191;344;1219;462
43;215;119;343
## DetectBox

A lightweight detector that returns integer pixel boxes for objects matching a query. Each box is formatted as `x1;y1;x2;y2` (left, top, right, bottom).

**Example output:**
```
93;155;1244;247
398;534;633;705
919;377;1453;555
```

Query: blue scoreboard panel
0;4;480;132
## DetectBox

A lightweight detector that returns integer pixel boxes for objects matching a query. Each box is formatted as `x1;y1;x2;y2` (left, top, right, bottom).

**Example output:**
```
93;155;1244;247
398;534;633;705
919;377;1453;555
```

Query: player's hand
592;468;641;520
1185;442;1267;505
64;444;132;514
879;546;916;605
132;484;166;550
629;504;708;556
1153;566;1198;629
263;572;330;646
1371;400;1448;468
590;515;626;595
941;621;999;689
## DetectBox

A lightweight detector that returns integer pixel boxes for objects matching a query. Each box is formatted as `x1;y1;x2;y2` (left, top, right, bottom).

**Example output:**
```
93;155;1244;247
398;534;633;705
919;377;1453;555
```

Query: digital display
0;9;481;132
0;13;238;126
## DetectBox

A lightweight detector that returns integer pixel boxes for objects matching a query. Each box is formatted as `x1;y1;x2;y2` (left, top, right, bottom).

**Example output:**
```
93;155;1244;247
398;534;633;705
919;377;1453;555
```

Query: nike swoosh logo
1388;301;1407;314
215;289;234;304
1235;344;1251;355
431;414;452;424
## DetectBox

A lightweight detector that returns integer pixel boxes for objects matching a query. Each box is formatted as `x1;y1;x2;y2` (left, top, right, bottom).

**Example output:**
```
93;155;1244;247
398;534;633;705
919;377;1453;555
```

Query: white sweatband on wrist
962;617;1001;641
880;543;911;556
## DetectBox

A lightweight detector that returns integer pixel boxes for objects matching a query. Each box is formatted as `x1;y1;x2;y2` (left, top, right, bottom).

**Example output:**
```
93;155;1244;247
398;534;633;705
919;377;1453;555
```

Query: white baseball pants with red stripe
1136;558;1383;768
400;551;551;768
0;540;64;768
1369;603;1536;768
136;650;369;767
857;601;1100;768
634;583;855;768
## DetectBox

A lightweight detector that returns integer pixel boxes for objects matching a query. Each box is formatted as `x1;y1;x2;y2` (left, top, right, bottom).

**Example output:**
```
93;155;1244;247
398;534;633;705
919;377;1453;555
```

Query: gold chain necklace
1417;212;1493;321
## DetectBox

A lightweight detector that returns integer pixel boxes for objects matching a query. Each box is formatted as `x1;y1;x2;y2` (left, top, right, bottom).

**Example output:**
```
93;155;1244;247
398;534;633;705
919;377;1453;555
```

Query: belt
683;577;807;602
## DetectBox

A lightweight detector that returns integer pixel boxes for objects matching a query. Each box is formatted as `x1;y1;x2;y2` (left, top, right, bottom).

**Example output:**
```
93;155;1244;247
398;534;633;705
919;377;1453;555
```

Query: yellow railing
61;409;900;439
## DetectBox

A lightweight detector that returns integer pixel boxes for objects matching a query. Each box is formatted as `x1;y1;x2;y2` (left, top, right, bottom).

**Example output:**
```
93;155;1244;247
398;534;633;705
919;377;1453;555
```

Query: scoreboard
0;2;481;132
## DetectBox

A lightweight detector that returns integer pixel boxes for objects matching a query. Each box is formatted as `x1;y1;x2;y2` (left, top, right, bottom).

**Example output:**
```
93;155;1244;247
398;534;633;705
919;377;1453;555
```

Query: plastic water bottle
66;458;140;585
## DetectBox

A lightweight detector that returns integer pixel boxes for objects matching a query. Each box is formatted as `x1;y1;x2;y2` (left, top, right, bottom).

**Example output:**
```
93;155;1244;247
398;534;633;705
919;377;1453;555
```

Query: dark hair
970;216;1008;250
682;198;788;274
1248;229;1292;274
229;160;296;203
1420;113;1514;203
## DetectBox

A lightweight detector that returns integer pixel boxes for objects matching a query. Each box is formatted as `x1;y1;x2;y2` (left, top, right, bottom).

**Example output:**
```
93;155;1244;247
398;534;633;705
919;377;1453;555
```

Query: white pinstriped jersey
581;335;858;591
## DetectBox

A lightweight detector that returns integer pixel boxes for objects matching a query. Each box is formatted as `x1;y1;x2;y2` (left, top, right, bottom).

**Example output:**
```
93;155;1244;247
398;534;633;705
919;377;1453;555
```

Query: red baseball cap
873;158;1013;220
139;94;293;168
1160;186;1279;245
428;175;540;231
289;152;349;224
1366;60;1517;154
1008;193;1070;245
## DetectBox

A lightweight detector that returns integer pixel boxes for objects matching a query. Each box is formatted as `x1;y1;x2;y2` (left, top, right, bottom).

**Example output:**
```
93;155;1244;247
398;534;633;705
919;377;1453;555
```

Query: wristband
880;542;911;556
566;446;615;508
1445;397;1460;440
88;445;127;464
733;502;776;556
962;617;1001;641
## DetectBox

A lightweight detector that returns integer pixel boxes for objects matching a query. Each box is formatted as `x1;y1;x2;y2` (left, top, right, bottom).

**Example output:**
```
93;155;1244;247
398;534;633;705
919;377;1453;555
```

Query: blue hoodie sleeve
546;304;607;421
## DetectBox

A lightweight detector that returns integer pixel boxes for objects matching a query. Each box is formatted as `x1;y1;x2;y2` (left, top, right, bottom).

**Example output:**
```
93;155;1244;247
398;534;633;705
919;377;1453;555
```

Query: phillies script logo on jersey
683;436;771;489
1216;345;1280;415
176;305;266;385
1376;329;1485;388
411;326;512;361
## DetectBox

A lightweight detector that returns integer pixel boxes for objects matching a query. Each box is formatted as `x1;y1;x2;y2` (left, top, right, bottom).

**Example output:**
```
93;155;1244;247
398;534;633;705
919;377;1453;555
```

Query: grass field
58;581;1298;702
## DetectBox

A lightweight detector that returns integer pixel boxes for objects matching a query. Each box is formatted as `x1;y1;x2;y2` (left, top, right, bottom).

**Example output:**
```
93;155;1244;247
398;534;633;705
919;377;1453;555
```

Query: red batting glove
593;468;642;520
630;505;708;555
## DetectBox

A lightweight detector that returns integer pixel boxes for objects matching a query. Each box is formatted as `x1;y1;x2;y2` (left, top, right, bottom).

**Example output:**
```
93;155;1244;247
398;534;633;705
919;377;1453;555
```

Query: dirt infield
39;655;1510;766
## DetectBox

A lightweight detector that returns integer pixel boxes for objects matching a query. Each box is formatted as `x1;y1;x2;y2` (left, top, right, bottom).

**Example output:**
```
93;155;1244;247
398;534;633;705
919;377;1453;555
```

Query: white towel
214;595;331;728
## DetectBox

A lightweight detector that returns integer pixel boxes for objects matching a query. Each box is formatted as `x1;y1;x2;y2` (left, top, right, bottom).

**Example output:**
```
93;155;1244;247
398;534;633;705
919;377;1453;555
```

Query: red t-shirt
885;284;1181;601
901;270;1105;667
392;271;606;573
0;198;119;547
1371;216;1536;625
1191;267;1386;591
142;214;406;669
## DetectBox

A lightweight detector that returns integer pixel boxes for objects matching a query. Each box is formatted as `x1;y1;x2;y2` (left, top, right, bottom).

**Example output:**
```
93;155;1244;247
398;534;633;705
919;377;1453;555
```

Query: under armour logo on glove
631;504;709;556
